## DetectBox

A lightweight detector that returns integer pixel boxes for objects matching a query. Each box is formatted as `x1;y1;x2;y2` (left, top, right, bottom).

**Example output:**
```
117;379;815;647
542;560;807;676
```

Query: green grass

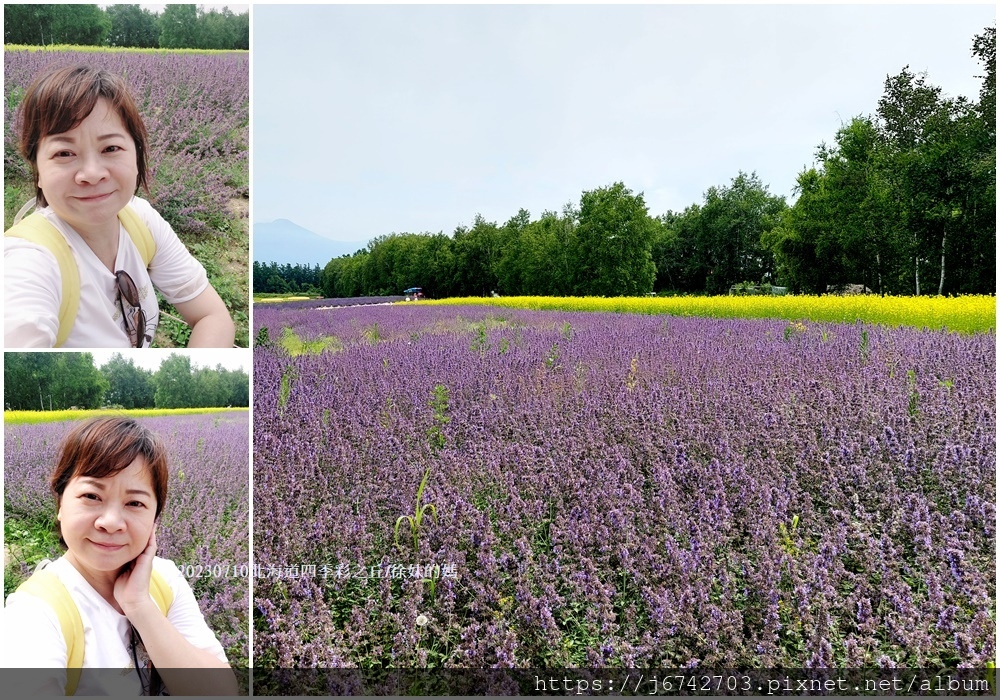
4;407;247;425
279;327;343;356
174;221;250;348
4;180;34;231
4;513;62;598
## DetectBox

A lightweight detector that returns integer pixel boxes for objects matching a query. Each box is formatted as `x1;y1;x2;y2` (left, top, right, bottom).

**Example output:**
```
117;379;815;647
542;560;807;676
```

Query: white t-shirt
2;556;228;695
4;197;209;348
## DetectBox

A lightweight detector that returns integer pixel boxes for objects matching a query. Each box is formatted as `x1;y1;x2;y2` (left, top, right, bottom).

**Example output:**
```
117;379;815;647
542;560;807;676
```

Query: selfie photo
3;14;249;349
2;351;250;694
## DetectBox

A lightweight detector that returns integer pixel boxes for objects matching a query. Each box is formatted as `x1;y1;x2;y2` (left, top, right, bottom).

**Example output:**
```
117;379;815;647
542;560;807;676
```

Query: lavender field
253;304;994;677
4;411;250;664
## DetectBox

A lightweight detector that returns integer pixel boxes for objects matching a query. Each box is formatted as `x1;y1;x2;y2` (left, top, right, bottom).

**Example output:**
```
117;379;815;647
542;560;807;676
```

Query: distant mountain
253;219;368;265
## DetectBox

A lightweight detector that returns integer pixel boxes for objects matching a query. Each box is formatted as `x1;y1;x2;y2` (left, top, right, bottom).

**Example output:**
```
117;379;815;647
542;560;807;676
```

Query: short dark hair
51;418;169;544
17;64;150;207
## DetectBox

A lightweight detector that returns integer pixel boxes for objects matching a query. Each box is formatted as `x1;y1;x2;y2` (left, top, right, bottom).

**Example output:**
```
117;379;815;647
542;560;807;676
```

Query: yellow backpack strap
4;213;79;348
14;567;173;696
16;569;84;696
149;569;175;614
117;205;156;266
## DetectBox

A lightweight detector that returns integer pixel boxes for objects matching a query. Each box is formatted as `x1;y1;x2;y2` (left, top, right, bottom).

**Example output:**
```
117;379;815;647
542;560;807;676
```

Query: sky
86;349;250;373
253;3;995;245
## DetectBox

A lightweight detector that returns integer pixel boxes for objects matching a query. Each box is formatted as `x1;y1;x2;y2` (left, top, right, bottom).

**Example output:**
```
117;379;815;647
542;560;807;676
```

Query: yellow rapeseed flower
421;295;995;334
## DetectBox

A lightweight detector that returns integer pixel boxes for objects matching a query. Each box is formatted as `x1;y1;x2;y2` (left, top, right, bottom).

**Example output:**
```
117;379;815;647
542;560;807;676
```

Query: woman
3;418;239;696
4;64;235;348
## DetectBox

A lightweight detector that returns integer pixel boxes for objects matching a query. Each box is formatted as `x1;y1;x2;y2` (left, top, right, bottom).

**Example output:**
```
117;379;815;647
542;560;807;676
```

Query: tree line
766;29;995;296
4;4;249;51
4;353;250;411
305;26;994;299
253;262;323;295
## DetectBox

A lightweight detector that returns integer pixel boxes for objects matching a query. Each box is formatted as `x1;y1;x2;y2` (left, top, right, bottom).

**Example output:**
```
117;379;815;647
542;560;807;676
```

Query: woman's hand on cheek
115;527;158;617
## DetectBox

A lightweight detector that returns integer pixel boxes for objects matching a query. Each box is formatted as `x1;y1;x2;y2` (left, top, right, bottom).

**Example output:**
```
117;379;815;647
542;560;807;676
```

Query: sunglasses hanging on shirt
115;269;147;348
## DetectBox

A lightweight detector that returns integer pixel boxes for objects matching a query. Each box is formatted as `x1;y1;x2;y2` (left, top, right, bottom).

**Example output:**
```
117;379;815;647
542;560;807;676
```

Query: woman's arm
125;603;238;695
173;285;236;348
116;532;238;696
134;198;236;348
4;243;60;347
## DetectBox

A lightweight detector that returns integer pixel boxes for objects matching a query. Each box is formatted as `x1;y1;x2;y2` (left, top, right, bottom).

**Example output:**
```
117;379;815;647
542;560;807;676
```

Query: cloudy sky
253;3;995;245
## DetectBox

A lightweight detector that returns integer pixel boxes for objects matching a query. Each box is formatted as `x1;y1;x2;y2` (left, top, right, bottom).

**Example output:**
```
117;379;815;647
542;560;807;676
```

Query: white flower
415;614;429;627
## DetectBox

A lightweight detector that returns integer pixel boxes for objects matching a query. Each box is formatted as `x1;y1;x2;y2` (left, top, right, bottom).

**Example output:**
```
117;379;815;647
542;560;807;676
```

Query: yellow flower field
253;295;315;304
3;43;245;55
4;406;248;426
422;294;996;334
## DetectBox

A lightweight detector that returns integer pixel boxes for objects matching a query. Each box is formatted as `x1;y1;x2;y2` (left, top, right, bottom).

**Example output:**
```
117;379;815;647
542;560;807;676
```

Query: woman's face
35;97;139;239
58;456;157;578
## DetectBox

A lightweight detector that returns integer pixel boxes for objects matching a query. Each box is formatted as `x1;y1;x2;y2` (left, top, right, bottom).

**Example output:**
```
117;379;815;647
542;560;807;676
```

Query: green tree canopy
105;4;159;48
574;182;656;296
3;353;106;410
4;4;109;46
972;26;995;134
684;172;786;294
158;3;198;49
100;353;155;409
152;353;195;409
